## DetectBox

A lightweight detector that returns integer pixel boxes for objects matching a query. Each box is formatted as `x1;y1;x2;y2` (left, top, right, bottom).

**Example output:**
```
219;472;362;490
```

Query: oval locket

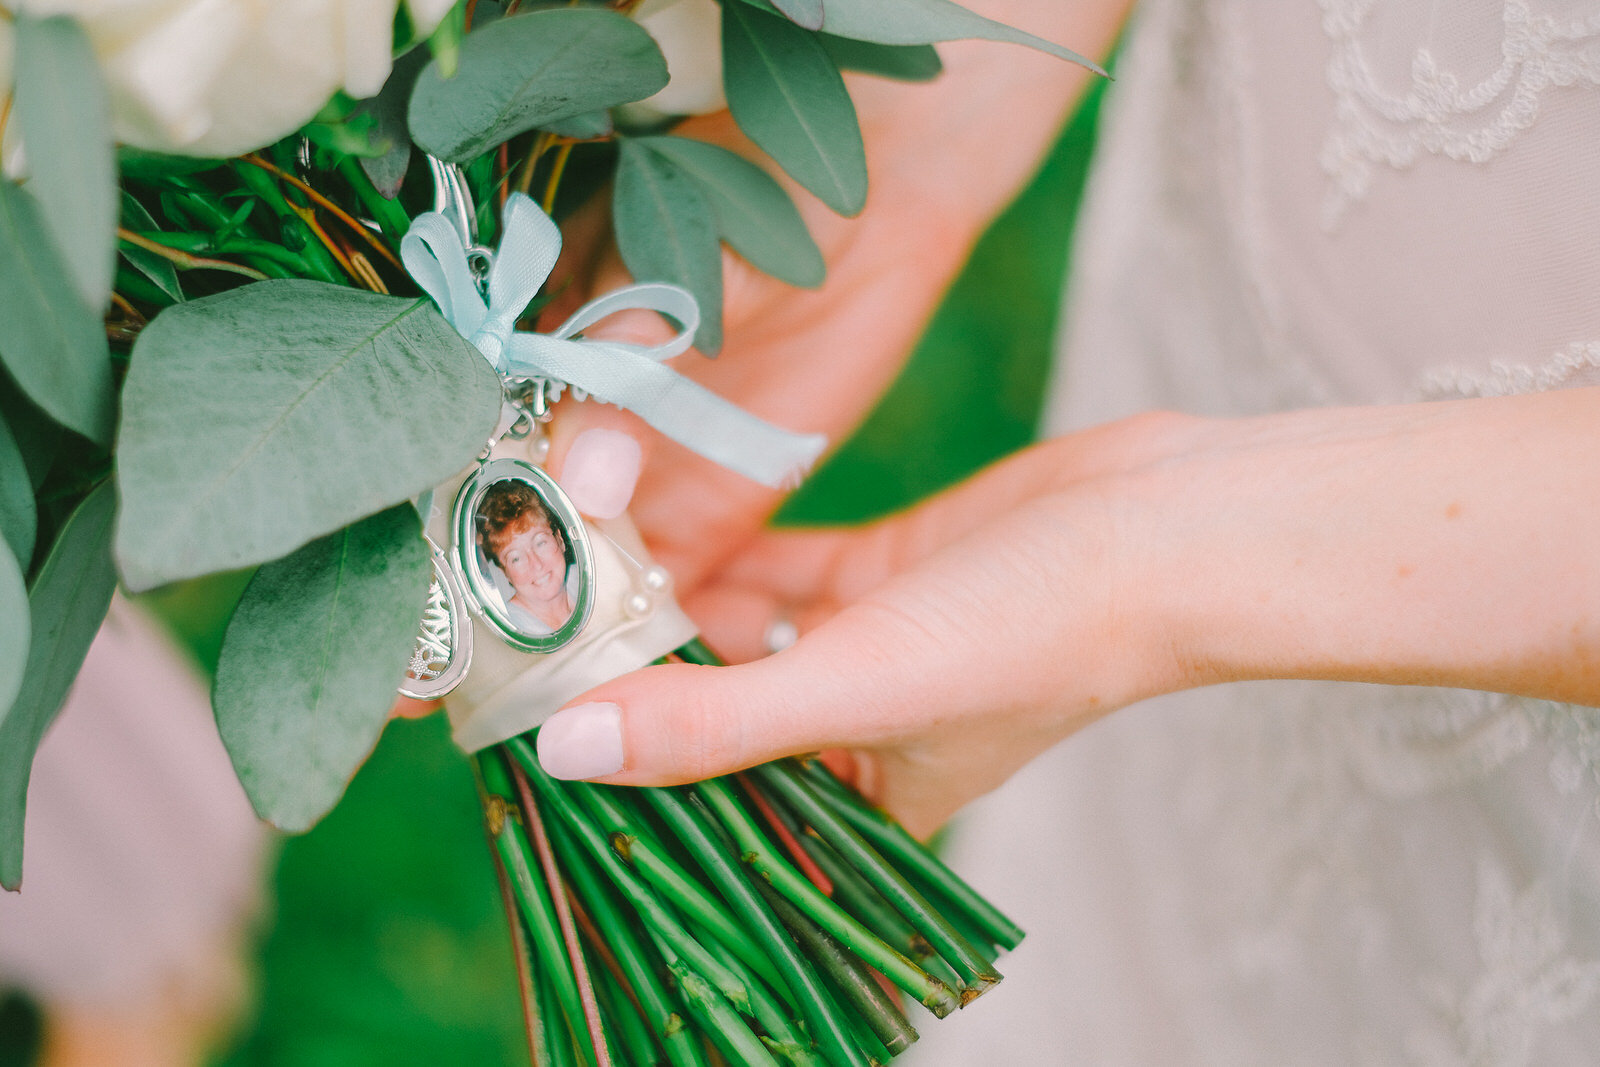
450;458;596;654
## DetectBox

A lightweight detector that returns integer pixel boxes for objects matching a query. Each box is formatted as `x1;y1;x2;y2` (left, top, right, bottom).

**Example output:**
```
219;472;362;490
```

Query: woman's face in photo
496;518;567;606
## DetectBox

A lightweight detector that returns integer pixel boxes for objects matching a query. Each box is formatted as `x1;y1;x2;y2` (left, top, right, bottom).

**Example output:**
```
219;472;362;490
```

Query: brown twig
115;229;268;280
239;154;404;270
516;132;555;196
108;291;147;326
738;772;835;895
542;142;575;215
510;760;614;1067
286;201;362;285
489;811;550;1067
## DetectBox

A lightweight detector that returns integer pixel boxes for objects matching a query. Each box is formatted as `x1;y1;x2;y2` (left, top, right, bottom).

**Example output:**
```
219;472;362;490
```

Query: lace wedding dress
913;1;1600;1063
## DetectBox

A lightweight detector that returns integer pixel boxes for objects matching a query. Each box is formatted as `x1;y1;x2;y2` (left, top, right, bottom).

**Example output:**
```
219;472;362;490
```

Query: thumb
533;606;926;787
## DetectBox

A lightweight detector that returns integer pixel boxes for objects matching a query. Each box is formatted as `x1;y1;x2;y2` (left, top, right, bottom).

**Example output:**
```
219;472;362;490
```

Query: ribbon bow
401;192;826;488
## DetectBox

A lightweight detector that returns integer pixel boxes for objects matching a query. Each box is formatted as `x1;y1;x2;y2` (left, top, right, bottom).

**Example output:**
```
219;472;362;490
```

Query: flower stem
692;778;959;1018
509;758;614;1067
508;739;754;1015
759;884;917;1061
643;786;872;1067
549;814;709;1067
570;783;788;999
480;754;601;1066
795;760;1023;951
751;763;1000;1001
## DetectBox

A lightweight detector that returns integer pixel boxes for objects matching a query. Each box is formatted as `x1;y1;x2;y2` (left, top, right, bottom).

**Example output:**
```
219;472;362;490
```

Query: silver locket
399;535;474;699
450;458;596;654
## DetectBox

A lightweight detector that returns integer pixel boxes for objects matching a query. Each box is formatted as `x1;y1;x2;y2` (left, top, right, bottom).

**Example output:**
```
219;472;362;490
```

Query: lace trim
1415;340;1600;399
1408;860;1600;1066
1319;0;1600;226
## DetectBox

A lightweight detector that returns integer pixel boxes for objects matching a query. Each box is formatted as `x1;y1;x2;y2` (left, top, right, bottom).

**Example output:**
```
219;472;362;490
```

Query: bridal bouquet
0;1;1098;1062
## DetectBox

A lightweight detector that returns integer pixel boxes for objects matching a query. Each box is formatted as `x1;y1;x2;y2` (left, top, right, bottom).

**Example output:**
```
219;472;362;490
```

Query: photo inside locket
473;477;580;638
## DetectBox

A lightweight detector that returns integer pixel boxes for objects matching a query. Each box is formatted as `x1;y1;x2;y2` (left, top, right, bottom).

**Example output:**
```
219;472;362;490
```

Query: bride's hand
533;411;1203;837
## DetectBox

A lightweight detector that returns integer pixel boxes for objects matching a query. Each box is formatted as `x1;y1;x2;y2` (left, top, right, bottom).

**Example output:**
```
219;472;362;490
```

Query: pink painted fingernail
538;702;624;780
561;429;641;519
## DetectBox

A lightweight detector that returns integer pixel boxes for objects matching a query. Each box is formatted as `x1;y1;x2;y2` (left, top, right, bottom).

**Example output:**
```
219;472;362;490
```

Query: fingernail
538;701;624;780
561;429;641;519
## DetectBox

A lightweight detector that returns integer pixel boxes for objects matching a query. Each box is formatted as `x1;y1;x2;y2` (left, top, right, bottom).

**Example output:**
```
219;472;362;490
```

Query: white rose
0;0;453;159
632;0;725;118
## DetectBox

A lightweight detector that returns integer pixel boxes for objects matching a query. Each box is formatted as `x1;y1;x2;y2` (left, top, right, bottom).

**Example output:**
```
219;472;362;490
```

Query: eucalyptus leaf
0;417;37;568
614;140;724;354
13;16;117;313
818;0;1105;73
409;8;668;163
821;35;943;81
722;1;867;217
115;280;502;592
0;387;61;492
754;0;824;31
213;505;430;833
118;192;183;302
358;45;430;199
635;136;823;289
0;182;115;445
0;483;116;890
541;110;613;141
0;547;28;724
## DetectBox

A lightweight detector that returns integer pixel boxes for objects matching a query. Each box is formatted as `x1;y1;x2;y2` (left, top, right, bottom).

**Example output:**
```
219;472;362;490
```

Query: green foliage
614;139;726;354
634;135;824;290
0;483;117;890
115;280;502;591
0;182;114;446
13;15;117;313
0;549;28;748
0;418;37;569
819;0;1105;74
821;36;943;81
212;505;431;833
356;45;430;199
408;8;669;163
118;192;184;302
722;2;867;217
751;0;825;31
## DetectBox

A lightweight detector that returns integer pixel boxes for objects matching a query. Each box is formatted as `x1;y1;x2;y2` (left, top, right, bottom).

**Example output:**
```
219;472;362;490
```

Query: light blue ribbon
401;192;827;488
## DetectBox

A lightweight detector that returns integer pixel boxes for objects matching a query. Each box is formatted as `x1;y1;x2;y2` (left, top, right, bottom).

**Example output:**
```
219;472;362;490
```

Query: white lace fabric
908;2;1600;1064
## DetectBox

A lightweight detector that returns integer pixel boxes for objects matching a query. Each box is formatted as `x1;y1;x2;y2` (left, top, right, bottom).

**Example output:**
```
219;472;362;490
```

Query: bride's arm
531;389;1600;835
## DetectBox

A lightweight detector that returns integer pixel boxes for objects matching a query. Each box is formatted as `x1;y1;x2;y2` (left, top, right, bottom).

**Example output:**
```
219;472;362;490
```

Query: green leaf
0;417;37;568
0;387;61;492
213;505;429;834
409;8;668;163
818;0;1105;74
747;0;824;31
635;136;823;289
614;140;725;355
118;192;184;303
0;546;28;728
722;2;867;217
115;280;502;592
821;35;943;81
541;110;613;140
357;45;430;199
14;16;117;313
0;483;116;890
0;182;115;445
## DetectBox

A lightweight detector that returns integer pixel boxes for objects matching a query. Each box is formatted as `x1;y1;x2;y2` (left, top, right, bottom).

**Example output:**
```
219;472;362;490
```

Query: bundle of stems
478;638;1024;1067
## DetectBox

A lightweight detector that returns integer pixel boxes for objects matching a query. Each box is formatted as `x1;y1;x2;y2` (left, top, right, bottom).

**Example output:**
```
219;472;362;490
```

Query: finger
533;601;936;786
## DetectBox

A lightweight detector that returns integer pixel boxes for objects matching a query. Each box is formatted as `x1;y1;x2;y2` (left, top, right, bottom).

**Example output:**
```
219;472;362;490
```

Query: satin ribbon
401;192;826;488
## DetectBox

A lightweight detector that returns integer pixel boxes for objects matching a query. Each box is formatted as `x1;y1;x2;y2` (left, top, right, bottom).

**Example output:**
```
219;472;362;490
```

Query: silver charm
452;458;596;654
400;536;473;699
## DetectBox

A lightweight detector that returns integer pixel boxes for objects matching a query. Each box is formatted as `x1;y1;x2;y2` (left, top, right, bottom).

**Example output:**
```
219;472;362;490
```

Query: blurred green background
1;77;1106;1067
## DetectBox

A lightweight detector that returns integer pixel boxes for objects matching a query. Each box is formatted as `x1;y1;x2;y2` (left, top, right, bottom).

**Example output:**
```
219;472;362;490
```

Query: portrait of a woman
476;478;577;637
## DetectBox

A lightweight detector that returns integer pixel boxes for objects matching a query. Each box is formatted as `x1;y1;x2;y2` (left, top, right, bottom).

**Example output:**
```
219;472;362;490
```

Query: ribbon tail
512;338;826;488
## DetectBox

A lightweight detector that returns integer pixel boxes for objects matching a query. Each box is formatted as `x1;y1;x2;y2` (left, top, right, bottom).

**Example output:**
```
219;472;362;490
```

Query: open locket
450;458;597;655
